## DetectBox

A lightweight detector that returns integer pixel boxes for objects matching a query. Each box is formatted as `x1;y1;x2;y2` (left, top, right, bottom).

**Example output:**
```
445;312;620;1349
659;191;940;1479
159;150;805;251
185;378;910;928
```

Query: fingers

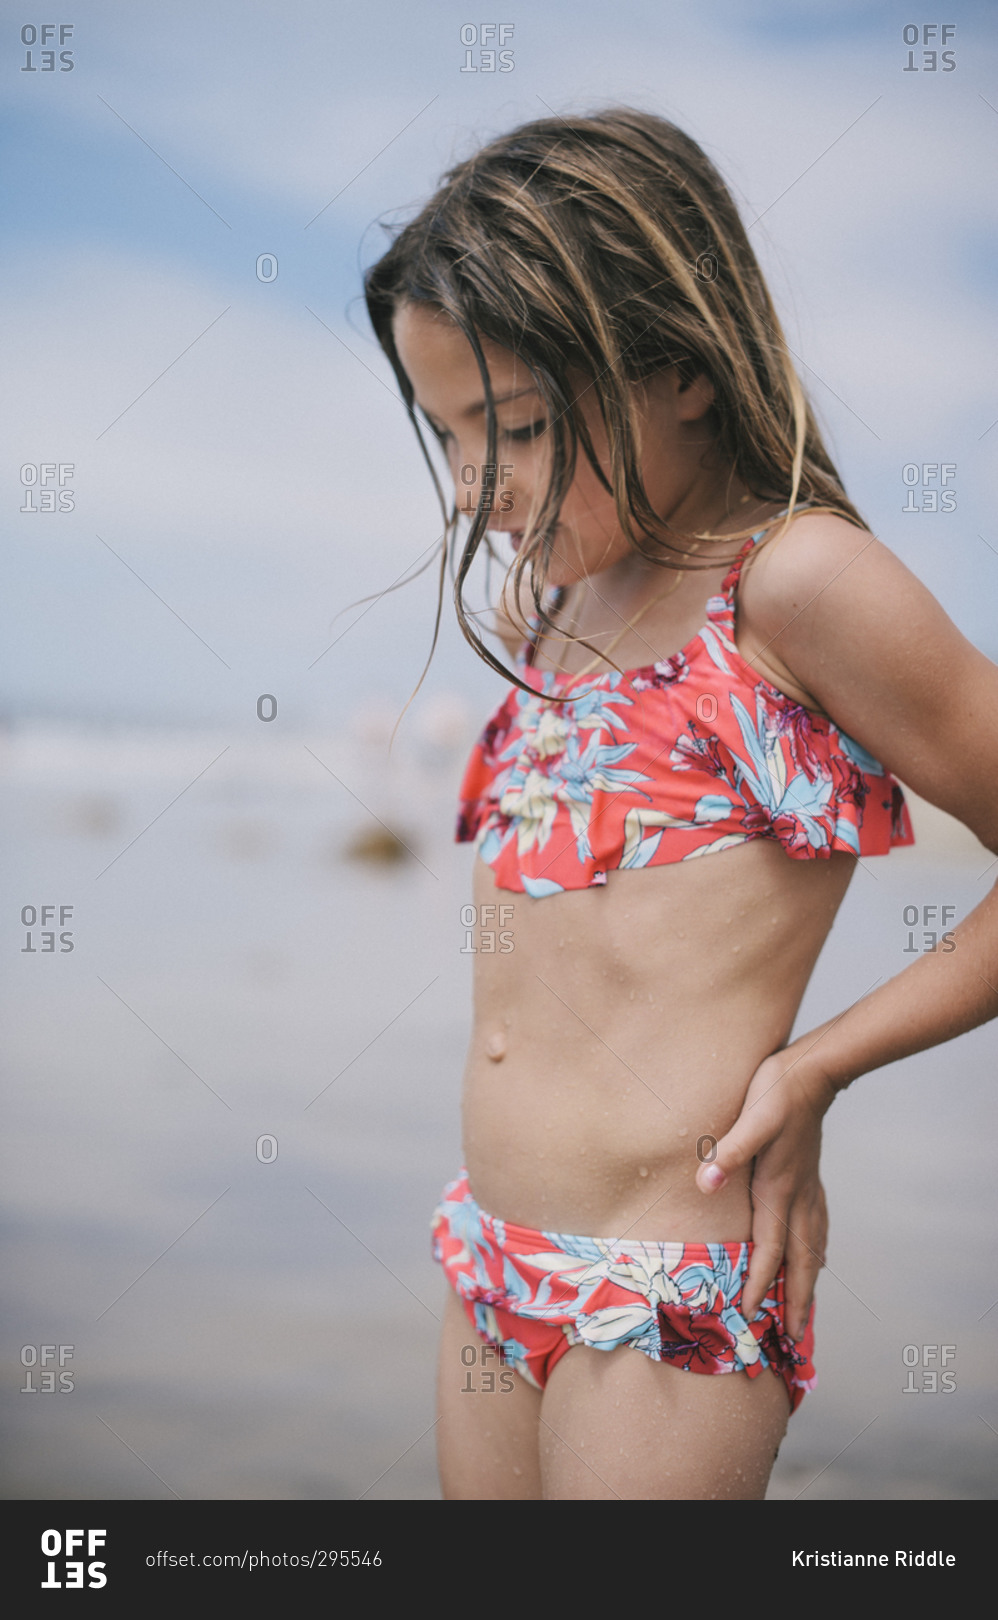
740;1183;827;1335
696;1050;829;1197
782;1208;826;1343
742;1205;825;1340
694;1113;772;1195
740;1196;787;1321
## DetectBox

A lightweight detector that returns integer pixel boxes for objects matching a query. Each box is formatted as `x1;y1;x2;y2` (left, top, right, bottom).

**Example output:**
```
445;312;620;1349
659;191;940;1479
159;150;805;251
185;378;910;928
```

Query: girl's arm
696;514;998;1338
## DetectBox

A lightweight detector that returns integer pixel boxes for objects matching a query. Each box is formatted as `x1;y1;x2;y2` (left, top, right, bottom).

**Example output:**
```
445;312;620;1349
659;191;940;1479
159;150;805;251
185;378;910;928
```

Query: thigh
435;1286;544;1500
539;1343;791;1500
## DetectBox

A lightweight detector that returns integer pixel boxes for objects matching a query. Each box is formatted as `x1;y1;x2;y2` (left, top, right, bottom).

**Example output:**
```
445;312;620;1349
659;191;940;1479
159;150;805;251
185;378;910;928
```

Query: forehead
391;301;535;416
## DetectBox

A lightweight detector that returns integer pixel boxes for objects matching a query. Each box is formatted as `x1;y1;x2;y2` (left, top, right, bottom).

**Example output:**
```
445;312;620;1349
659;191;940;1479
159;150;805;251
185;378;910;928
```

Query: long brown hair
364;107;866;703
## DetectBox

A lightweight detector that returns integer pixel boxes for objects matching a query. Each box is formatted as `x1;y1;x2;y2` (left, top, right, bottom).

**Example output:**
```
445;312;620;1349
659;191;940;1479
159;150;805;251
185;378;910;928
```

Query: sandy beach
2;715;995;1500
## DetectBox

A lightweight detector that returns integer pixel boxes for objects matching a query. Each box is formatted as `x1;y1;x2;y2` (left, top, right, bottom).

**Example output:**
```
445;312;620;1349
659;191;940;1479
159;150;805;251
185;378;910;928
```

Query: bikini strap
516;613;537;668
522;586;568;668
719;528;767;604
720;505;802;604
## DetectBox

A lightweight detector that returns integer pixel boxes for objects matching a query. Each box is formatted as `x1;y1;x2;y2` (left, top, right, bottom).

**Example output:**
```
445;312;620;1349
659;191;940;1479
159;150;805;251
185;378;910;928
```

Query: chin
531;545;583;590
534;559;567;588
511;529;592;591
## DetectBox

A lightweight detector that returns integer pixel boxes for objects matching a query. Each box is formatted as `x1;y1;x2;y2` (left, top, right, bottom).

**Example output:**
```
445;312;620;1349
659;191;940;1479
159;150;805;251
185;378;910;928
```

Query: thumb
695;1115;769;1194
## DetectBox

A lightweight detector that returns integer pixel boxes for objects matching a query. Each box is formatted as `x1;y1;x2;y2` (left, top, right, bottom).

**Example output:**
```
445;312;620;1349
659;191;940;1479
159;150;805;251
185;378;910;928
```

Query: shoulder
730;511;885;713
741;511;903;630
737;508;958;685
739;510;998;849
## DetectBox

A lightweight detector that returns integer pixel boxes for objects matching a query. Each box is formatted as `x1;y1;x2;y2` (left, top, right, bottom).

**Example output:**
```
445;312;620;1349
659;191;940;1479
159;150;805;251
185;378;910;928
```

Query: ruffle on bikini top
455;534;914;897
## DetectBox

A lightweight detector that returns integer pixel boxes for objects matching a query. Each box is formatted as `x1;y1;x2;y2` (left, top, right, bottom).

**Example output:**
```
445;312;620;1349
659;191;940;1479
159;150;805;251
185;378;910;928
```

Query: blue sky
2;0;996;728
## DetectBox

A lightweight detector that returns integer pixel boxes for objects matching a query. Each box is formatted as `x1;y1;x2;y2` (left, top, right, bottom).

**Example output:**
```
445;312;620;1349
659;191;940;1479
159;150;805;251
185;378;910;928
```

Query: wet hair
364;106;867;700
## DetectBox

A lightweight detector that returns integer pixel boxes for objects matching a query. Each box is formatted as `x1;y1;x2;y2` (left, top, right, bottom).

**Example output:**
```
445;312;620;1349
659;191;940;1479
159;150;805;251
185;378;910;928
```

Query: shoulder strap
523;585;568;668
720;529;766;603
720;504;805;602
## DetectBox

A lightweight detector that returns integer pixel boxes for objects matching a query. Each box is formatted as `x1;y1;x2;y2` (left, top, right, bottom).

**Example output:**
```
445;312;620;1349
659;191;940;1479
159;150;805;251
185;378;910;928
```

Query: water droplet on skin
639;1166;649;1177
485;1030;507;1061
678;1127;689;1137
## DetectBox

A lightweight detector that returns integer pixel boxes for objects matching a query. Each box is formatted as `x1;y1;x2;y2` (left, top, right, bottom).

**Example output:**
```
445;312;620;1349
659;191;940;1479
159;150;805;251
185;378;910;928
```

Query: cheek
559;460;623;539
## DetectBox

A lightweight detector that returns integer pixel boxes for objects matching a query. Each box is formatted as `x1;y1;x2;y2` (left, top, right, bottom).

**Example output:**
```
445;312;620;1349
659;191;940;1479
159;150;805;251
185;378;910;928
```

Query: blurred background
2;0;996;1499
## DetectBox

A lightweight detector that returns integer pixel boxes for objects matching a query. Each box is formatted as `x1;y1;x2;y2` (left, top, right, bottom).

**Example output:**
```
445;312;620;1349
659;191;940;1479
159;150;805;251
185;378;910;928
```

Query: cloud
5;0;995;721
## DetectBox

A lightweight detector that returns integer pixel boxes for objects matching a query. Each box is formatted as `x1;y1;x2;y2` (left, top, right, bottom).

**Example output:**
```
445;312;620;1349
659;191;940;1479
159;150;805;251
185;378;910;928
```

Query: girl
363;108;998;1499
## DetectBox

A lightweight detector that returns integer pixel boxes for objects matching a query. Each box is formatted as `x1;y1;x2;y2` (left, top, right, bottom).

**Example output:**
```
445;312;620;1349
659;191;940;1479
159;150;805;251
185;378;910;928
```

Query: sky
2;0;997;1511
2;0;996;732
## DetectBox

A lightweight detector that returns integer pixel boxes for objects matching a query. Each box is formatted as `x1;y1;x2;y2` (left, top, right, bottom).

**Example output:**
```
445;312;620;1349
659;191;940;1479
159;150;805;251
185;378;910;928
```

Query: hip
431;1167;817;1413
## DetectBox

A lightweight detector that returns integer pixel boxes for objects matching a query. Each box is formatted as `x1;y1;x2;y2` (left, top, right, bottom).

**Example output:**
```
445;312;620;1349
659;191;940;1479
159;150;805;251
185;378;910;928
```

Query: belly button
485;1031;507;1062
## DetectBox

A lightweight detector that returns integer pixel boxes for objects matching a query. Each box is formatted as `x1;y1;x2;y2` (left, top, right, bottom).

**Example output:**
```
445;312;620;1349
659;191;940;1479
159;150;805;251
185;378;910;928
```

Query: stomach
460;837;854;1241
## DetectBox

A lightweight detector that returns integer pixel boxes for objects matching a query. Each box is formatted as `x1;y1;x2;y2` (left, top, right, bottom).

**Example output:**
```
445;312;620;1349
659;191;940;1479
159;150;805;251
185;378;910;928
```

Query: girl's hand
695;1044;841;1340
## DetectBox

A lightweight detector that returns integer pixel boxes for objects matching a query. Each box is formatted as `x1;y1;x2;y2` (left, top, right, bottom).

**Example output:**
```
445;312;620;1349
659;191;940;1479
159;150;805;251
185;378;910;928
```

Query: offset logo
20;23;75;72
20;463;75;512
40;1529;107;1589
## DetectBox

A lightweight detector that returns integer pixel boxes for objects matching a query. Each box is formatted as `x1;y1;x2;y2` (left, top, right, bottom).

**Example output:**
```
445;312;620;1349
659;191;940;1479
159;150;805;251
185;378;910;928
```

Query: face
391;301;729;590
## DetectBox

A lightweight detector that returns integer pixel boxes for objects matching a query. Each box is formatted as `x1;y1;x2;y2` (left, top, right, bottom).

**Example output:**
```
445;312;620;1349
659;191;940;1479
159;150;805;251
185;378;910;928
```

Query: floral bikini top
455;527;914;897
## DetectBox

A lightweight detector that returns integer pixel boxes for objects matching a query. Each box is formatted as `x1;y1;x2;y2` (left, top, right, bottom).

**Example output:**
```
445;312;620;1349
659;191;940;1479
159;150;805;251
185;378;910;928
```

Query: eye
503;419;547;442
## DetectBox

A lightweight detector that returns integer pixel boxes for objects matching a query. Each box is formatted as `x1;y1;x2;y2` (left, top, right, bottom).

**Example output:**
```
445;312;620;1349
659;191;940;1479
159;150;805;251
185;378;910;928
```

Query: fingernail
700;1165;726;1190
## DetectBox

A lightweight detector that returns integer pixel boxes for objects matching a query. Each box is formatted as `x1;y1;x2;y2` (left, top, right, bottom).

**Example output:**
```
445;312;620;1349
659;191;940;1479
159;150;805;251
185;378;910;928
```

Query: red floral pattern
433;1169;817;1411
456;534;914;896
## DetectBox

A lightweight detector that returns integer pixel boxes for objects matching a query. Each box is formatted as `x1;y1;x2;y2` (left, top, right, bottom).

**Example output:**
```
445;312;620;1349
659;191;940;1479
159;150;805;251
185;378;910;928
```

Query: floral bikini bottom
432;1169;817;1414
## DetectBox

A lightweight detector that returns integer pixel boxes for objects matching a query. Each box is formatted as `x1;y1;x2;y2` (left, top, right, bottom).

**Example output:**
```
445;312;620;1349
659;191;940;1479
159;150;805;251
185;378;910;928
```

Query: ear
632;364;715;436
675;369;716;420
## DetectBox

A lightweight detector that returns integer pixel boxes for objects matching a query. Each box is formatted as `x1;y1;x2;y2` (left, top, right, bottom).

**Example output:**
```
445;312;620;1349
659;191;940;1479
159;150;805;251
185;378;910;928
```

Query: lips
486;525;525;551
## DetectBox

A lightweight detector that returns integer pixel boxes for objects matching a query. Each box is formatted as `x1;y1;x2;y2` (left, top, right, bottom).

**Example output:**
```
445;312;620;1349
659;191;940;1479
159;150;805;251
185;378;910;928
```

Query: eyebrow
419;383;541;429
466;385;540;414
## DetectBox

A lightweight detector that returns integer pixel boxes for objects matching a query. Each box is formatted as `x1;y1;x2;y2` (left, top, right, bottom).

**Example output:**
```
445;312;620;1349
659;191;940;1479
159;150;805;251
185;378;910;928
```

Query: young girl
364;108;998;1500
